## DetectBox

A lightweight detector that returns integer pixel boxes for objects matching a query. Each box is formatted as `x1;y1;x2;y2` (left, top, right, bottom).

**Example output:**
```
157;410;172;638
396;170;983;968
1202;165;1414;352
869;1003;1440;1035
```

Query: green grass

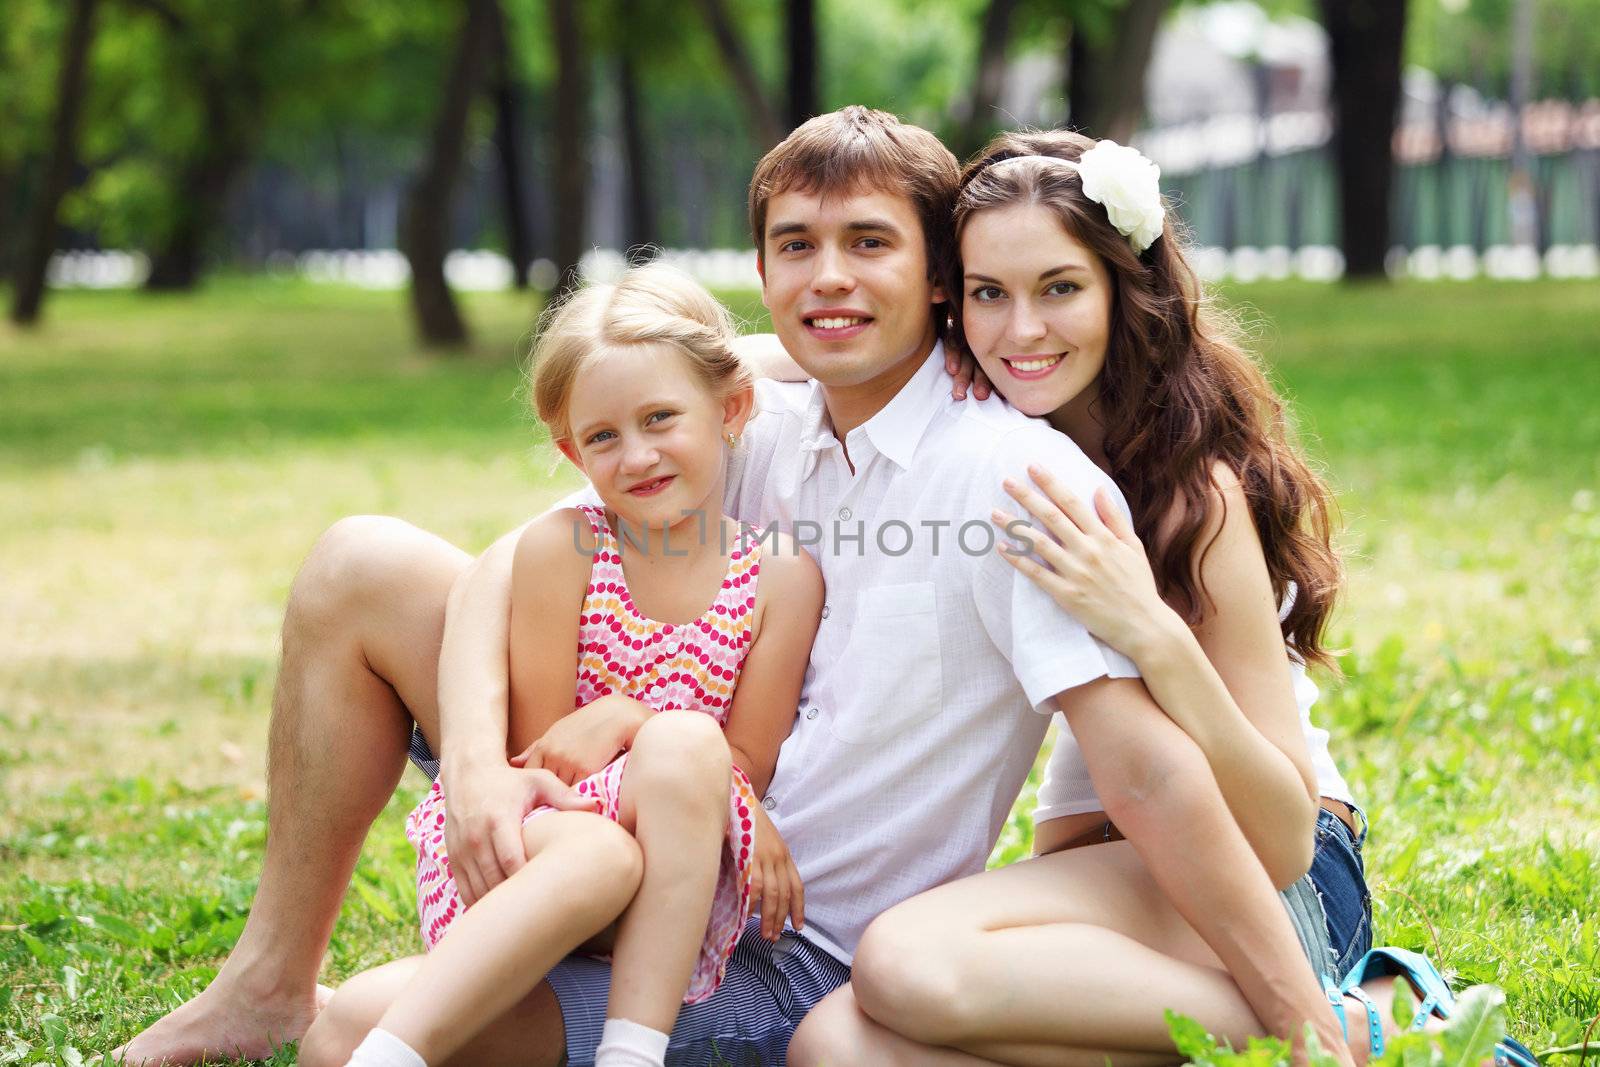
1;278;1597;1064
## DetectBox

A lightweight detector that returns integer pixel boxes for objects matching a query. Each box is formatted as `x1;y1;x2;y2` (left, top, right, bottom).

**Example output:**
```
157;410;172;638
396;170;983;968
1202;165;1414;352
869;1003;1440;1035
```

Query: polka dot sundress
406;504;763;1003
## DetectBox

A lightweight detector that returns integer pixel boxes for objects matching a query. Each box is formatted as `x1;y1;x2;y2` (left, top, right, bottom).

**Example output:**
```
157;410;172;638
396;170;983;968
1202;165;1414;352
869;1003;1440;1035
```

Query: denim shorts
1307;804;1373;981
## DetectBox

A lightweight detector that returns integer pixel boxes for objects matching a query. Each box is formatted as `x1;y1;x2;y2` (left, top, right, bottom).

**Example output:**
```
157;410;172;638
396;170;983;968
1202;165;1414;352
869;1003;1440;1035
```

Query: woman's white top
1034;618;1355;825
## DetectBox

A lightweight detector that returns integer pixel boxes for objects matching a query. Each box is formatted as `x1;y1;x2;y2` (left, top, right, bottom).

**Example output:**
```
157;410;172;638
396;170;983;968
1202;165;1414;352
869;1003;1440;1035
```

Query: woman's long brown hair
948;130;1343;666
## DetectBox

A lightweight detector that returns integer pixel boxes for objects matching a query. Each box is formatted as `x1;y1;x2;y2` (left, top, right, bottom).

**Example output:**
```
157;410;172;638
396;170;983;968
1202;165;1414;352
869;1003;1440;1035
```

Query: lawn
1;277;1597;1065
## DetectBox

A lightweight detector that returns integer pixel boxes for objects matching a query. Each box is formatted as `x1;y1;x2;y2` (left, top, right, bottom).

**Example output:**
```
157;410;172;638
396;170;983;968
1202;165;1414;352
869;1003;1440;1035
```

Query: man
118;107;1346;1066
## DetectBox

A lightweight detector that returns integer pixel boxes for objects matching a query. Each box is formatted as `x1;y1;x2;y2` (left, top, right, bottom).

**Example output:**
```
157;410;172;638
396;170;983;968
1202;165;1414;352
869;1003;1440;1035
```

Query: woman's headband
982;141;1165;254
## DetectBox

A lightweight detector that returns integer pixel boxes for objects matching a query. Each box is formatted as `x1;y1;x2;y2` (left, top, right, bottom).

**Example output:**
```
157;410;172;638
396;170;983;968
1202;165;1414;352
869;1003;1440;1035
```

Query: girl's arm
505;509;593;754
722;540;823;795
722;538;823;940
999;463;1318;888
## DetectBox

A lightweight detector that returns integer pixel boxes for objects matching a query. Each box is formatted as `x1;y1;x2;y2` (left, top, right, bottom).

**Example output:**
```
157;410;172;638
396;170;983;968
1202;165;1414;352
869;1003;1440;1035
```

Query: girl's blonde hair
530;263;752;442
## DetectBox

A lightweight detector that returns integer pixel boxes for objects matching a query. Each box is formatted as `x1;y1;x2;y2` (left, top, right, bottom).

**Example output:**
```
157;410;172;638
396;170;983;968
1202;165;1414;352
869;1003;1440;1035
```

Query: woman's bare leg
789;984;1177;1067
851;841;1422;1067
366;810;642;1065
848;841;1274;1064
607;710;734;1032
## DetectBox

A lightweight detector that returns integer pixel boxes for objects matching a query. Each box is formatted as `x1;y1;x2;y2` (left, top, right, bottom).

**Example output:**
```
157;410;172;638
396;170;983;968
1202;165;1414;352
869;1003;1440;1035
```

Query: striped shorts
549;917;850;1066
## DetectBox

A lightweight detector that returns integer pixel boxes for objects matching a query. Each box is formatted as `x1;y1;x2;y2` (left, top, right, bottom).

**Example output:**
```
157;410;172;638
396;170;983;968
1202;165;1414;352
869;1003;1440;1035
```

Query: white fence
44;241;1600;291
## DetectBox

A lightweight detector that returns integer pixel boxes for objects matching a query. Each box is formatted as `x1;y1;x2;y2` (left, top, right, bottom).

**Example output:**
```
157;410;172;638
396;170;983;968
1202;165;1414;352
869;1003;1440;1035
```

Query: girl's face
559;343;750;532
960;203;1114;422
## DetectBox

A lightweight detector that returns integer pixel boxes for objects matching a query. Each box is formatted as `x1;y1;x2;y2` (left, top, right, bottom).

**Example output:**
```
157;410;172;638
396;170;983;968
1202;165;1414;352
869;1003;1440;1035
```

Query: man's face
759;186;945;391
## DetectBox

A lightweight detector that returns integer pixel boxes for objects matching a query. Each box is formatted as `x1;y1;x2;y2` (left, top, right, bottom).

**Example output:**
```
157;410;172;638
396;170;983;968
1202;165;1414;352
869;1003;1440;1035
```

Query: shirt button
805;707;819;720
763;797;777;811
821;604;831;619
837;506;852;521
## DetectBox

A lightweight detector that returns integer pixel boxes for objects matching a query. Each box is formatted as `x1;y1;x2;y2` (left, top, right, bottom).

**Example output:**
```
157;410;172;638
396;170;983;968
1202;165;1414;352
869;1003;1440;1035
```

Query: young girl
299;264;821;1067
784;132;1535;1067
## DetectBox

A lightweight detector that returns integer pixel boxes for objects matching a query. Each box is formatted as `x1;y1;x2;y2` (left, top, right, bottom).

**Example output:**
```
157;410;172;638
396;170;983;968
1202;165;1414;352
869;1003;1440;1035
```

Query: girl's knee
522;811;643;889
628;711;731;794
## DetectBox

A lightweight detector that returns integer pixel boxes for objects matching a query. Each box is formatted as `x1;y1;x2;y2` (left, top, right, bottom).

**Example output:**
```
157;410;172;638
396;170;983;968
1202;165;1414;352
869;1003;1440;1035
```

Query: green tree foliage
1408;0;1600;98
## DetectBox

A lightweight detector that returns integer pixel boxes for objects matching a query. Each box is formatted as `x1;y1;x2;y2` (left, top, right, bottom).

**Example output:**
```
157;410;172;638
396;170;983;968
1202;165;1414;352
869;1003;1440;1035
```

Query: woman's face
960;203;1114;421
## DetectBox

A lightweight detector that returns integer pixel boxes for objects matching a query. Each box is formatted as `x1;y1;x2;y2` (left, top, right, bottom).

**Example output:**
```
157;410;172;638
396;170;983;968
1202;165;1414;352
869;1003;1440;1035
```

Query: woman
779;130;1529;1067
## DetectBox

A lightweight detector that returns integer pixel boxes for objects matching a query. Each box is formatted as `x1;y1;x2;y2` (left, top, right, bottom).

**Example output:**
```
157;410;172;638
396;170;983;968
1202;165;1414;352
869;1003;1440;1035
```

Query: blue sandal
1330;947;1540;1067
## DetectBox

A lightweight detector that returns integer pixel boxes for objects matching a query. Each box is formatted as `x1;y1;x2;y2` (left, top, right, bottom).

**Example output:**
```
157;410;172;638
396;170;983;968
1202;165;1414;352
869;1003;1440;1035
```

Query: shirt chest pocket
829;581;943;745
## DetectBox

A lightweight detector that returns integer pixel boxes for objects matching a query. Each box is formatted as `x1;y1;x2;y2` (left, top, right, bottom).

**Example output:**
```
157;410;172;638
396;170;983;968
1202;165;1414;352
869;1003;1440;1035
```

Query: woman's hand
511;695;647;785
945;345;994;402
992;464;1182;660
749;804;804;942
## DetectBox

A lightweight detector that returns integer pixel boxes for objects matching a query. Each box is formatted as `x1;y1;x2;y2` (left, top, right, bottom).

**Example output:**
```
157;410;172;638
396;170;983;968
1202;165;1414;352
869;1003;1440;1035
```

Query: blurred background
2;2;1598;1064
4;0;1599;338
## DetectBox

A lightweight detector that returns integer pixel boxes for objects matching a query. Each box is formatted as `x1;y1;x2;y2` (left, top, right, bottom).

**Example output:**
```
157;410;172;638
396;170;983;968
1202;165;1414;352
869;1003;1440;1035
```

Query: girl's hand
992;465;1181;660
944;345;994;402
511;697;642;785
749;804;804;942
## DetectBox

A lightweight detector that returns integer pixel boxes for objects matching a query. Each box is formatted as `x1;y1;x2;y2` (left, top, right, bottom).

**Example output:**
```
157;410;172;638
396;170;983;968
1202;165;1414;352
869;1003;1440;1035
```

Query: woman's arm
1058;677;1353;1062
998;463;1318;887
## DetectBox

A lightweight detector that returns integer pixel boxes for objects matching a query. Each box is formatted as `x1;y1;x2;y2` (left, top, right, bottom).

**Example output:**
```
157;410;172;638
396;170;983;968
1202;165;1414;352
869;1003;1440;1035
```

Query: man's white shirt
560;344;1138;962
726;345;1143;961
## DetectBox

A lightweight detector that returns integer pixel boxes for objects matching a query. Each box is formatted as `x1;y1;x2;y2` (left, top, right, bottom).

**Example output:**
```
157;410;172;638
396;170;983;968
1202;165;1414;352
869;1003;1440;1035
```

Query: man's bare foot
105;979;333;1066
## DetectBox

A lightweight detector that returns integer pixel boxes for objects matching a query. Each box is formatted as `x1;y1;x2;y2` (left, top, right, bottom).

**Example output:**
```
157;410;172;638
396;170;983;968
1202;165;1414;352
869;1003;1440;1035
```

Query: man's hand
443;760;597;908
749;804;804;941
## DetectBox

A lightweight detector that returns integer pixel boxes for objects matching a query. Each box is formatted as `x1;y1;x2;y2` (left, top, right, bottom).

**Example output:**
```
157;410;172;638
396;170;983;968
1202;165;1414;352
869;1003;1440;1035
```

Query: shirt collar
858;341;948;471
796;341;948;473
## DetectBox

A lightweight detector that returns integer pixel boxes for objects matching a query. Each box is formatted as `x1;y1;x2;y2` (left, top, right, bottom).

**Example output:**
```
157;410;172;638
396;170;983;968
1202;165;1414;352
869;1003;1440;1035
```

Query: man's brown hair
748;106;959;287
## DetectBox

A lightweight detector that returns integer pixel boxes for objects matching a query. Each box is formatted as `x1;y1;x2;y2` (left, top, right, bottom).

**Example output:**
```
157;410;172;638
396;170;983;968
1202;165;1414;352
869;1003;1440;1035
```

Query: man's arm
436;515;586;908
1057;676;1350;1060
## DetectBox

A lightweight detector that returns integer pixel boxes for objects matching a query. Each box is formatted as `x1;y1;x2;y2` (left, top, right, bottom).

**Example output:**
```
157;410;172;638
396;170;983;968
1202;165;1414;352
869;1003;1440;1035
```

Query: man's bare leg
112;516;471;1066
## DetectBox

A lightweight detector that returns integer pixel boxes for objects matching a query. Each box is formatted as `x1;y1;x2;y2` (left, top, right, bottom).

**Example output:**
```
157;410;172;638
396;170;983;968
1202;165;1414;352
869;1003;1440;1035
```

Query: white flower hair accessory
999;140;1165;254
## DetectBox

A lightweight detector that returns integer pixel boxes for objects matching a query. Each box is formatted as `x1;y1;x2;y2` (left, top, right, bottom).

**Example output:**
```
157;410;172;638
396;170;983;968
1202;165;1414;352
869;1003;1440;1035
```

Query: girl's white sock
344;1027;429;1067
594;1017;670;1067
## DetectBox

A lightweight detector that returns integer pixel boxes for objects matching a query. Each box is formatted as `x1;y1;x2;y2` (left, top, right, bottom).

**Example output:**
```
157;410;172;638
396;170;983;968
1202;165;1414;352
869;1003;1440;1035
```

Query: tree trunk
617;3;656;251
1319;0;1408;280
490;3;531;288
144;70;255;291
400;0;498;346
694;0;783;148
958;0;1021;159
1065;0;1167;143
549;0;589;291
785;0;818;132
10;0;96;326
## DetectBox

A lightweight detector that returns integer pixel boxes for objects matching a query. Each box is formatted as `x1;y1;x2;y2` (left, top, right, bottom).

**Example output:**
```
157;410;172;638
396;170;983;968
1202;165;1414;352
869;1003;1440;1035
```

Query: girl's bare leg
299;958;569;1067
344;810;641;1065
607;710;734;1032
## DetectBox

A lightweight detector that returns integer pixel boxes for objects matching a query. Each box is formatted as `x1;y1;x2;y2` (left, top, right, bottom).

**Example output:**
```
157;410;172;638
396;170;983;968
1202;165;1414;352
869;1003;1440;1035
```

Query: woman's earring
726;432;739;448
